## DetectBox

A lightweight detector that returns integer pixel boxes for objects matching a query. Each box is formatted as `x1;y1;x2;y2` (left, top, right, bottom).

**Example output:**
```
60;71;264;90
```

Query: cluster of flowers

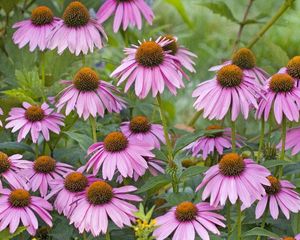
0;0;299;239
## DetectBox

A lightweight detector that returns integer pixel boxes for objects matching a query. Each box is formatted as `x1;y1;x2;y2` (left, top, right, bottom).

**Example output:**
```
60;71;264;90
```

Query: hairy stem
257;118;265;162
278;116;287;177
188;111;202;127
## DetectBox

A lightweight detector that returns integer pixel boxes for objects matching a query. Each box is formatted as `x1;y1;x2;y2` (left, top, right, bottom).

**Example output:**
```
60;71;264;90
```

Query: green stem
231;120;236;153
257;118;265;162
237;200;242;240
105;231;111;240
226;202;232;235
40;51;45;87
90;117;97;143
278;116;287;177
256;210;268;240
188;111;202;127
83;232;87;240
247;0;295;49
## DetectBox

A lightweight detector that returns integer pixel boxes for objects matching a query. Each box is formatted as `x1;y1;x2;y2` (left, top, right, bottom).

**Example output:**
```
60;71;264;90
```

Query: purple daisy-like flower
193;64;261;121
209;48;269;85
47;1;107;56
0;188;52;235
111;37;188;99
83;131;154;180
12;6;60;52
56;67;126;120
256;73;300;124
277;127;300;155
20;156;73;197
5;102;64;143
0;152;30;189
120;115;165;149
68;181;141;237
196;153;270;208
277;56;300;87
153;201;225;240
97;0;154;32
185;125;244;160
255;176;300;220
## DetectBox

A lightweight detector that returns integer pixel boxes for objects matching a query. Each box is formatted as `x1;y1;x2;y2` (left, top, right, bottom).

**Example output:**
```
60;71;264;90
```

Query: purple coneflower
12;6;60;52
47;1;107;56
111;37;187;99
278;56;300;87
196;153;270;207
193;64;260;121
84;131;154;179
281;234;300;240
5;102;64;143
256;176;300;220
120;115;165;149
209;48;269;85
277;127;300;155
20;156;73;197
0;188;52;235
153;201;225;240
97;0;154;32
56;67;126;120
69;181;141;237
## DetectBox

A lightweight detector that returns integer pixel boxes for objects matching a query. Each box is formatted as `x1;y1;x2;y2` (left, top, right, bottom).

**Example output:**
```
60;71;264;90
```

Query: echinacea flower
0;188;52;235
256;73;300;124
193;64;261;121
281;234;300;240
277;127;300;155
111;37;187;99
255;176;300;220
196;153;270;207
5;102;64;143
84;131;154;180
12;6;60;52
97;0;154;32
120;115;165;149
20;156;73;197
153;201;225;240
160;35;197;73
56;67;126;120
278;56;300;87
209;48;269;85
69;181;141;236
185;125;243;159
46;171;96;216
47;1;107;56
0;152;30;189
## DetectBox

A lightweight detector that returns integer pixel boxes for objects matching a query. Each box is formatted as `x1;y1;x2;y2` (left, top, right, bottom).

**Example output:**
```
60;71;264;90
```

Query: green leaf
63;131;93;151
137;175;171;193
165;0;193;28
173;130;204;154
0;142;34;153
166;192;194;205
180;166;208;180
243;227;280;238
262;160;294;168
0;226;26;240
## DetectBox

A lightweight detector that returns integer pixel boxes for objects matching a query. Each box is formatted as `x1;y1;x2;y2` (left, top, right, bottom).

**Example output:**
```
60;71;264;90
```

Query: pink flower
185;125;244;160
69;181;141;236
196;153;270;208
120;115;165;149
56;67;126;120
277;127;300;155
20;156;73;197
209;48;269;85
5;102;64;143
83;131;154;180
97;0;154;32
256;176;300;219
277;56;300;87
0;152;30;189
193;64;261;121
256;73;300;124
153;201;225;240
0;188;52;235
12;6;60;52
47;1;107;56
111;37;187;99
46;171;96;216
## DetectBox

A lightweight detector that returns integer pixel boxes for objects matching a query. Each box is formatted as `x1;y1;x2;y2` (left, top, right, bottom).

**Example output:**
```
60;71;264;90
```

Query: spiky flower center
64;172;88;192
162;35;178;55
63;1;90;27
283;238;295;240
25;105;45;122
287;56;300;79
73;67;99;91
86;181;113;205
205;125;223;138
135;41;164;67
219;153;245;176
34;156;56;173
0;152;11;174
232;48;256;69
269;73;294;93
129;116;151;133
9;189;31;208
217;65;243;88
265;176;281;195
104;132;128;152
31;6;54;26
175;202;198;222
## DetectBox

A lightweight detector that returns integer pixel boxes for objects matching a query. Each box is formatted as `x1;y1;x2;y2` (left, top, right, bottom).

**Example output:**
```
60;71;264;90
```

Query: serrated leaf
0;226;26;240
0;142;34;153
137;175;171;193
243;227;280;238
180;165;208;180
165;0;193;28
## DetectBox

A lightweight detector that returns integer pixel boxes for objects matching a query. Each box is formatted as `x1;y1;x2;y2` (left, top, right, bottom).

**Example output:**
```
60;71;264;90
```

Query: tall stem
231;120;236;153
278;116;287;177
188;111;202;127
247;0;295;49
90;117;97;143
40;51;45;87
256;210;268;240
105;231;111;240
226;202;232;235
257;118;265;162
237;200;242;240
